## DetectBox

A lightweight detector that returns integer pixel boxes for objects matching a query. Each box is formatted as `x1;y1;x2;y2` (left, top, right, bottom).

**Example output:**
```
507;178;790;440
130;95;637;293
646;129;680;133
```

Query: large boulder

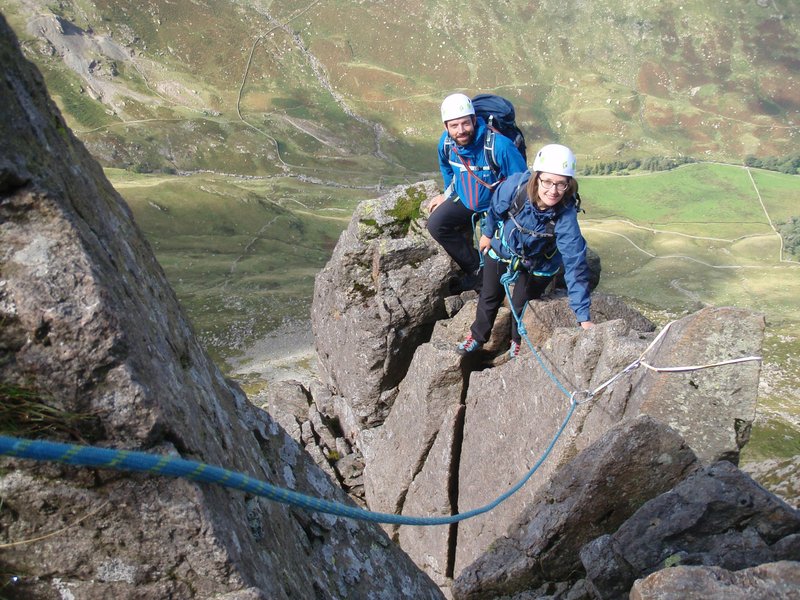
630;561;800;600
0;16;443;600
451;452;800;600
311;182;453;430
519;290;654;346
361;293;764;586
453;305;763;574
452;415;699;599
581;460;800;599
593;306;765;464
362;304;653;585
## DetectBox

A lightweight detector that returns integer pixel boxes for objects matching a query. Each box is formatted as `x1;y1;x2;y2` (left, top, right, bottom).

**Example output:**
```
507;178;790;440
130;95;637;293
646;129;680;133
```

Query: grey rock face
451;305;763;578
452;415;699;599
363;341;465;520
260;378;368;505
581;460;800;599
311;181;454;430
629;560;800;600
318;178;766;591
361;339;467;584
452;317;658;574
0;16;443;600
620;306;765;465
519;291;655;347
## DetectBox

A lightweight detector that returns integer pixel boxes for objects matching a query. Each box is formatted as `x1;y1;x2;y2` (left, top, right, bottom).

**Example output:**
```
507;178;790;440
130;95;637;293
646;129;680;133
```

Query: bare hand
428;194;445;213
479;234;492;255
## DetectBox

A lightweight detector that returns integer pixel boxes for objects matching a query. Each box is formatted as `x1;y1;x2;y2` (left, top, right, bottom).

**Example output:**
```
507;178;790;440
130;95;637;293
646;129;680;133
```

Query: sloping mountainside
1;0;798;182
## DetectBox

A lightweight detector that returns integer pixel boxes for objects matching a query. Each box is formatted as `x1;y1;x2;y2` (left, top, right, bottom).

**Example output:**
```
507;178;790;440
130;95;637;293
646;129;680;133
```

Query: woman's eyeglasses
538;178;569;193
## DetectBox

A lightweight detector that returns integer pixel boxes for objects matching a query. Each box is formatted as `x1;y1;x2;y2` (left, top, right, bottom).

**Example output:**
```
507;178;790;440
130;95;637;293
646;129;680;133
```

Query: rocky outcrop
362;302;764;583
451;429;800;600
260;379;367;504
580;460;800;599
0;15;442;600
309;175;783;596
310;188;654;439
311;182;454;430
451;415;699;598
630;561;800;599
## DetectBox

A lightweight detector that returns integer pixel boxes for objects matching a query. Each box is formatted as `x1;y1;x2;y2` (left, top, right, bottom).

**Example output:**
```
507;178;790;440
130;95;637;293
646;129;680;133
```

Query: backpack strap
445;124;504;186
483;128;500;177
509;212;555;239
443;136;453;157
509;180;527;216
507;183;556;239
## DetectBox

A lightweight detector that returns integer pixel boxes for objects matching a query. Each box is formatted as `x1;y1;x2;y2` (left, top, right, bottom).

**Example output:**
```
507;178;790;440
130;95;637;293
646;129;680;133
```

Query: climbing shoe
456;334;482;355
508;340;521;359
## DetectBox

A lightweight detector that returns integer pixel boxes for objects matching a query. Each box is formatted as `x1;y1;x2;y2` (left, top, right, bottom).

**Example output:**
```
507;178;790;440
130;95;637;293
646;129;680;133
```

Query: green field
579;165;800;327
114;162;800;464
579;165;800;463
110;169;376;359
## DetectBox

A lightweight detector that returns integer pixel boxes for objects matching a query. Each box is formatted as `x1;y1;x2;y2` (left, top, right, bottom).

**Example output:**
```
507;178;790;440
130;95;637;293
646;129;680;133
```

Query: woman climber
457;143;595;358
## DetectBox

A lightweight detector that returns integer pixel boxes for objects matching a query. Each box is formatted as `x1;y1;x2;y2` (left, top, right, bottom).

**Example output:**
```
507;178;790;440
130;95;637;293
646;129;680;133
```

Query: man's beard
455;131;475;146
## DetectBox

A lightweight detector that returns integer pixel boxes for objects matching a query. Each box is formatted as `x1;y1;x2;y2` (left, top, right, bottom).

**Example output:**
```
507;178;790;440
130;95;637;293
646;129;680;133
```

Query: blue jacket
438;117;527;212
483;170;592;323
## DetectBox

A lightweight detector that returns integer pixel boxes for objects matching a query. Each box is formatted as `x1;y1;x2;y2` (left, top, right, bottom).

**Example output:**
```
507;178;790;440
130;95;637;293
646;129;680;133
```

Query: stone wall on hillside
0;15;443;600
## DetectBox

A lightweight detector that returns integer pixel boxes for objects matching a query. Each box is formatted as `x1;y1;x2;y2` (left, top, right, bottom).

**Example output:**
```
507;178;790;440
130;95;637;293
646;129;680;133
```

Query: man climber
428;93;527;291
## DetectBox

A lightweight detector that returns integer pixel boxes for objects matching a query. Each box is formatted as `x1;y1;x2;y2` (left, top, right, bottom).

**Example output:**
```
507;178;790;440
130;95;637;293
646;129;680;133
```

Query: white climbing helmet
531;144;577;177
440;93;475;123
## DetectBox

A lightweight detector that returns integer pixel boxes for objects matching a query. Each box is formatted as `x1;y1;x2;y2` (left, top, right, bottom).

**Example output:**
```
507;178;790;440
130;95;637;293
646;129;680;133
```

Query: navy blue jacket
438;117;527;212
483;170;592;323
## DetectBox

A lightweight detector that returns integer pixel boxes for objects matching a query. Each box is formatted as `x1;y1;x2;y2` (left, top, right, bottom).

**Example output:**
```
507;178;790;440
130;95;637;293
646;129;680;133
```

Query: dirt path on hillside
236;0;393;173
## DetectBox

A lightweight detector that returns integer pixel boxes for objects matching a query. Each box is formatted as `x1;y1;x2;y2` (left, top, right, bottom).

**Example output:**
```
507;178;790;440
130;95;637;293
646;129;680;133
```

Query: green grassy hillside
108;169;375;356
2;0;798;178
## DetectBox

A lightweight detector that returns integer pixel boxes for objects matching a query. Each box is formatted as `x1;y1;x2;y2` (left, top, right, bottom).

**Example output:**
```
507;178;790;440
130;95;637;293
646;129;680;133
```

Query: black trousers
470;253;554;344
427;198;481;274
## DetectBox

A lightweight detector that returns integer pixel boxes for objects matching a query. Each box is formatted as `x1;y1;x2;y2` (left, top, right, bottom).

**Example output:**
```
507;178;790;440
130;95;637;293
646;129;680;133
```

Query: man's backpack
443;93;527;180
472;93;527;174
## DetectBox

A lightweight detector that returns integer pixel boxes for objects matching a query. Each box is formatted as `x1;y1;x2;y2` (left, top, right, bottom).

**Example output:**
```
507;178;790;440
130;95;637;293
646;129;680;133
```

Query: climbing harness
471;210;487;269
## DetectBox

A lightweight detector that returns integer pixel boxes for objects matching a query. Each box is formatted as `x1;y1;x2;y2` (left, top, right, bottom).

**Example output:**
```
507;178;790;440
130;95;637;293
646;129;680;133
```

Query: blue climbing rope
501;265;573;398
0;398;576;527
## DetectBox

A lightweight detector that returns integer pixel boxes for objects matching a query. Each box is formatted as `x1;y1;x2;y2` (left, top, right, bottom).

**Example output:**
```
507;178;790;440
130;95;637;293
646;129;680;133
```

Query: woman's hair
526;172;579;208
